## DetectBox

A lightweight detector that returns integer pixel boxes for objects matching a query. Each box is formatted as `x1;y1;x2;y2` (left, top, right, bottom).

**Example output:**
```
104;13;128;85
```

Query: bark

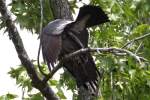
0;0;58;100
49;0;94;99
49;0;73;20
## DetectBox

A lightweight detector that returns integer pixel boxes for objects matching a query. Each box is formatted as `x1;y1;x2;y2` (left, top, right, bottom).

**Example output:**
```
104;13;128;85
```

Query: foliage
90;0;150;99
0;93;18;100
1;0;150;99
9;0;53;33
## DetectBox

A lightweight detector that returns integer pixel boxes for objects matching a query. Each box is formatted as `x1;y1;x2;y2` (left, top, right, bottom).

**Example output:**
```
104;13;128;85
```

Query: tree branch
0;0;58;99
65;47;146;63
122;33;150;48
45;47;146;81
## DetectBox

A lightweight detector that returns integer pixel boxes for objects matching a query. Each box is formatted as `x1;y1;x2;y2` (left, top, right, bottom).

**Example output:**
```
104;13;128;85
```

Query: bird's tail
75;5;109;28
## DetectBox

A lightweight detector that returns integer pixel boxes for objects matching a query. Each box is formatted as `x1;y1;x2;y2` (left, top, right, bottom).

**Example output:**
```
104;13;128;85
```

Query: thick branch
0;0;58;99
122;33;150;48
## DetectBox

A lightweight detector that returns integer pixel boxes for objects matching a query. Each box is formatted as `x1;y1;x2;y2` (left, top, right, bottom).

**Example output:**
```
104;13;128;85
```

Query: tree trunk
49;0;73;20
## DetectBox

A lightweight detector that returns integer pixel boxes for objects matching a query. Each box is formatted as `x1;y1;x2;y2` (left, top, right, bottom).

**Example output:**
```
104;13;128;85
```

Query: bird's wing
41;34;61;71
40;19;72;71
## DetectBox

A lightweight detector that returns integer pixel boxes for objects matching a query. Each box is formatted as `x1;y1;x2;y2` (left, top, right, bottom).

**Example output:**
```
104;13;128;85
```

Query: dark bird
39;5;109;93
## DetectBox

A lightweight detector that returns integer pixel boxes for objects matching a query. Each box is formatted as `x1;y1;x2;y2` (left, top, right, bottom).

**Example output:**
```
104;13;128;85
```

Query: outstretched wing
41;34;61;71
40;19;72;71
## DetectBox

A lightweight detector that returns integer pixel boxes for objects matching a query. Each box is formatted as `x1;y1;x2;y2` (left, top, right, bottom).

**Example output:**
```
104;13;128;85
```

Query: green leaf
57;90;66;99
8;66;25;80
30;93;44;100
0;93;18;100
132;24;150;36
49;79;58;86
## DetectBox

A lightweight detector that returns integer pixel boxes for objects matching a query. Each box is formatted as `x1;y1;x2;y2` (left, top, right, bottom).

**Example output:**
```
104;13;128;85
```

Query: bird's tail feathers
75;5;109;28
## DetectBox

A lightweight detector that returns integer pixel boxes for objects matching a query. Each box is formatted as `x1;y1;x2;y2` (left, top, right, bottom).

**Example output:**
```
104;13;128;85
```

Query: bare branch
122;33;150;48
0;0;58;99
66;47;145;64
67;31;84;48
39;0;43;36
45;47;146;81
37;0;48;77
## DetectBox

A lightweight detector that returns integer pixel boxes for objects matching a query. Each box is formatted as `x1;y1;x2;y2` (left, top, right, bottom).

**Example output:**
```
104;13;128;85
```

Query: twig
37;0;48;77
68;30;84;48
122;33;150;49
135;42;143;54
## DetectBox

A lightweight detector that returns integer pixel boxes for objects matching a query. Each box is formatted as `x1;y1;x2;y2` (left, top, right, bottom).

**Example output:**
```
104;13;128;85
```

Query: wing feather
40;19;72;71
41;34;61;71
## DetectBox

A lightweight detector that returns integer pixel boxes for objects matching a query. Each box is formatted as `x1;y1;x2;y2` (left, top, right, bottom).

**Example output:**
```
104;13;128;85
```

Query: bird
39;5;109;94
